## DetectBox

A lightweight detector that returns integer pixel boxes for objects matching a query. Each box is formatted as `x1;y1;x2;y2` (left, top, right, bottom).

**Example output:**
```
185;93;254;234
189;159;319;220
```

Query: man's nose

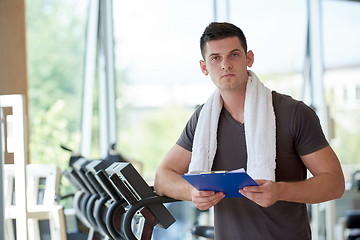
221;59;232;70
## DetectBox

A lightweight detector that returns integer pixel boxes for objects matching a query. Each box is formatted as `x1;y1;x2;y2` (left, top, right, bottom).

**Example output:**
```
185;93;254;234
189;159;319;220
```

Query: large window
322;0;360;168
25;0;360;239
26;0;360;183
113;0;308;178
113;0;214;177
26;0;87;206
26;0;87;167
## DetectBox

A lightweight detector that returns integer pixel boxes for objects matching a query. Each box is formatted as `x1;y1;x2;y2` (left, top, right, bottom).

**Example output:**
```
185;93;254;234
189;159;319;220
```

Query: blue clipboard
182;170;258;198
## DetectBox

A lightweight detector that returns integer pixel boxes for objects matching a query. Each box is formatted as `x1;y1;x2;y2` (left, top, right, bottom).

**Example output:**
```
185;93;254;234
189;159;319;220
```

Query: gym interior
1;0;360;239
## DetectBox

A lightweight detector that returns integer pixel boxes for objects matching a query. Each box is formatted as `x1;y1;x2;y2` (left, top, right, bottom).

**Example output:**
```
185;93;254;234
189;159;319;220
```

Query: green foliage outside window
26;0;86;207
26;0;194;207
26;1;360;205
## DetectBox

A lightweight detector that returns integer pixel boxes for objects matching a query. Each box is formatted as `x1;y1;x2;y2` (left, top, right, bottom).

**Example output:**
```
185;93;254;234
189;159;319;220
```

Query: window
323;0;360;165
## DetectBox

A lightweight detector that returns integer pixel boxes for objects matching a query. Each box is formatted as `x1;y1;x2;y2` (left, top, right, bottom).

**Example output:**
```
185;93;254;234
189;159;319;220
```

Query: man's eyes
210;53;240;61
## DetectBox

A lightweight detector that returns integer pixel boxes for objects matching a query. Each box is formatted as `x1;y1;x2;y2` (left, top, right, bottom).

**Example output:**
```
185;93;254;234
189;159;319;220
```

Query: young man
154;22;344;239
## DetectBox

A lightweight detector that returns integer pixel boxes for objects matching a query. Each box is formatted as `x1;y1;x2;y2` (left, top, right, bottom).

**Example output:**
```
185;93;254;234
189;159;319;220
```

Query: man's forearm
154;169;194;201
240;171;344;207
275;146;344;205
277;172;344;204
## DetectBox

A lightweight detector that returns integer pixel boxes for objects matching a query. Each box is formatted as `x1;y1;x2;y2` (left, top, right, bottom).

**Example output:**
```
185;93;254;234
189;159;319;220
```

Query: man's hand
239;179;280;207
191;188;225;210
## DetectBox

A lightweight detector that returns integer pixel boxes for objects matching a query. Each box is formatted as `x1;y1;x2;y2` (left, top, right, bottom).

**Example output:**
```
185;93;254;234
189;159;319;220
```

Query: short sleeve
176;105;203;152
292;101;329;156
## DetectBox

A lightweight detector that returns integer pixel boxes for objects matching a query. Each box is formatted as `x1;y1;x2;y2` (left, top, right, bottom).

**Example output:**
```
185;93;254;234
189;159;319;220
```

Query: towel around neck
188;70;276;181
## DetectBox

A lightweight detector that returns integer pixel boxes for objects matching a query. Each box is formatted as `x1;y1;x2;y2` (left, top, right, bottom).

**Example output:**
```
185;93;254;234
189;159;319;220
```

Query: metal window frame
81;0;117;159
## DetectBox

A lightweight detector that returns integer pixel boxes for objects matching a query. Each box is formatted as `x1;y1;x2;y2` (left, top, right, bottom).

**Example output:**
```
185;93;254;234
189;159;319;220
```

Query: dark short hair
200;22;248;59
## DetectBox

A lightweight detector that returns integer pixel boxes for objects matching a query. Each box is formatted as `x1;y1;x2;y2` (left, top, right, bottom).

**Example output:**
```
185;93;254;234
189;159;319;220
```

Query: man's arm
154;144;225;210
154;144;193;200
240;145;345;207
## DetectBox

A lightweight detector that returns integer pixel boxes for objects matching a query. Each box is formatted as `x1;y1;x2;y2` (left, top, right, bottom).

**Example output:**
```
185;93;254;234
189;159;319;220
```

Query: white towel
188;70;276;181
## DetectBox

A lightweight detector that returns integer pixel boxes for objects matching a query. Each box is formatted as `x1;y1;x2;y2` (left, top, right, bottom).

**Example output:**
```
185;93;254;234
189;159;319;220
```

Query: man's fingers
196;190;216;197
239;189;252;198
192;190;225;210
239;181;279;207
242;179;270;192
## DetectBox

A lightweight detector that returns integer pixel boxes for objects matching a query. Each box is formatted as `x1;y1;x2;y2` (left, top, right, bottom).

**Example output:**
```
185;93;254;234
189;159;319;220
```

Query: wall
0;0;29;164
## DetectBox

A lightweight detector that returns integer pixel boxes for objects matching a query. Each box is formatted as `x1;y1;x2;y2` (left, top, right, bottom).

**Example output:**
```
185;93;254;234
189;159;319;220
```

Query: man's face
200;37;254;92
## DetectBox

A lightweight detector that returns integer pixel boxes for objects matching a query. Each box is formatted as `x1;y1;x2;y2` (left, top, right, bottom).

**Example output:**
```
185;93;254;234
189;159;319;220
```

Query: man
154;22;344;239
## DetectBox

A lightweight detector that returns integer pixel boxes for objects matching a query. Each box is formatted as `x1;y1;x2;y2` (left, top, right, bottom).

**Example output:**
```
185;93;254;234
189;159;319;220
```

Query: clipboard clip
186;170;228;175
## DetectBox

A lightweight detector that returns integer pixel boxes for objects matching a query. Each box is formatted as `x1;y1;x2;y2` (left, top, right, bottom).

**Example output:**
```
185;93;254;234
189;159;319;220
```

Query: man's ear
247;50;254;67
200;60;209;75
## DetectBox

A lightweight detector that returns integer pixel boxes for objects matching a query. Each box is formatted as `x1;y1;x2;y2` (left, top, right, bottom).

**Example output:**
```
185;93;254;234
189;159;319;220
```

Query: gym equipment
3;164;66;240
105;162;177;240
62;143;216;240
96;169;127;240
344;170;360;240
64;156;177;240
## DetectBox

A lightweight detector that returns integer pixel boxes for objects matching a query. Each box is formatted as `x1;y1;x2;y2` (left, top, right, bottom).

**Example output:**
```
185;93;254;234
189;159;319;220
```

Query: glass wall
26;0;360;187
322;0;360;168
112;0;309;178
111;0;360;179
26;0;360;173
113;0;214;178
24;0;360;238
26;0;87;206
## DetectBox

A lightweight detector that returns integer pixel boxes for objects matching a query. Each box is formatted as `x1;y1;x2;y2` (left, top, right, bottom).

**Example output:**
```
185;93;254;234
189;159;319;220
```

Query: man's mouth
221;73;235;79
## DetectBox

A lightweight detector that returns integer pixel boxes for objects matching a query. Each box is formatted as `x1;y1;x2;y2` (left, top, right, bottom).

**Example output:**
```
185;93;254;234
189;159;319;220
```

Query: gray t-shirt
177;91;329;240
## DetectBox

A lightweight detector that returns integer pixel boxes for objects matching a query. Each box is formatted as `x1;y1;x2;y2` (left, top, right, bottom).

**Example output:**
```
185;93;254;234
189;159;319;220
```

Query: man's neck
221;87;246;123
